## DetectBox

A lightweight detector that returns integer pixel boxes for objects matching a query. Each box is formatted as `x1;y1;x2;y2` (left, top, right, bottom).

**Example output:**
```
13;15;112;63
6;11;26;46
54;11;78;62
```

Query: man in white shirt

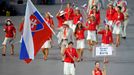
57;21;74;61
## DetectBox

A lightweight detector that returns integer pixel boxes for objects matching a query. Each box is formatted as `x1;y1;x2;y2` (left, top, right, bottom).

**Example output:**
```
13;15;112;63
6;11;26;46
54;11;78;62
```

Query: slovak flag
20;0;54;63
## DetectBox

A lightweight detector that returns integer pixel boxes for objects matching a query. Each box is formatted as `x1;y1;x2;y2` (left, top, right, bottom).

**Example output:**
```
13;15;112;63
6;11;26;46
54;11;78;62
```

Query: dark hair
91;5;98;10
61;15;65;19
105;25;110;31
74;23;83;35
95;61;100;65
117;6;122;11
68;41;73;45
90;16;96;21
5;20;13;26
75;9;81;14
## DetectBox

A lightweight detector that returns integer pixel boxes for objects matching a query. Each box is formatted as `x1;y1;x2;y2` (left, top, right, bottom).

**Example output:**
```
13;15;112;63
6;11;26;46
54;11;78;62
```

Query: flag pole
59;0;64;12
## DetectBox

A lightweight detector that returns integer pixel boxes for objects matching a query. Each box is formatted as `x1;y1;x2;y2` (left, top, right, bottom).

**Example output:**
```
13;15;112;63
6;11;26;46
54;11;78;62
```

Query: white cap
59;10;66;16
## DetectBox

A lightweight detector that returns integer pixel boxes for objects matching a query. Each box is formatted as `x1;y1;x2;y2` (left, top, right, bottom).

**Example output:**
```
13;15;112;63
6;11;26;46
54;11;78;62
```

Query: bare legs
2;45;6;56
77;48;84;61
61;46;66;61
11;44;14;55
104;56;109;64
42;48;49;60
88;40;96;51
116;34;120;47
2;44;14;56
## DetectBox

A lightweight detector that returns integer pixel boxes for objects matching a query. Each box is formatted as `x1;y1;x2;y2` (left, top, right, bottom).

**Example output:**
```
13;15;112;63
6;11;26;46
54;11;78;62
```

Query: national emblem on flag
20;0;54;64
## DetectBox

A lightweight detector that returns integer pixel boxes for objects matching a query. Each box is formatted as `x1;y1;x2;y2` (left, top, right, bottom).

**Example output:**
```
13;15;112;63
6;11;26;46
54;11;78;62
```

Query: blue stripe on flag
20;39;30;59
32;32;35;36
34;11;44;23
36;23;43;30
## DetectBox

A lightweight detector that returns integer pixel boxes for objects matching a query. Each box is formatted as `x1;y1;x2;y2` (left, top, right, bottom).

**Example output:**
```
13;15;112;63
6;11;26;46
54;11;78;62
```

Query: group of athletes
1;0;129;75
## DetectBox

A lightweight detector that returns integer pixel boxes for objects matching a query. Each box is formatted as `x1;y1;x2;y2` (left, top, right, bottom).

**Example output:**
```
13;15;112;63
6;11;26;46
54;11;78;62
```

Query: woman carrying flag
41;12;54;60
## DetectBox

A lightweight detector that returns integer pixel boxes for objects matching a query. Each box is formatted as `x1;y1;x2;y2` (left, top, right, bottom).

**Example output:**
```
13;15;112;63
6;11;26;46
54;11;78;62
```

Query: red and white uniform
56;16;66;28
64;47;78;75
75;28;86;49
86;20;98;41
2;24;16;45
113;12;124;22
73;14;83;25
64;48;78;63
45;18;54;37
89;10;101;25
112;12;124;34
86;20;98;31
98;29;113;46
4;25;16;38
41;18;54;48
71;14;82;32
71;14;83;32
122;6;129;37
117;0;128;37
64;7;74;20
64;8;74;28
94;68;102;75
106;8;116;27
45;18;54;28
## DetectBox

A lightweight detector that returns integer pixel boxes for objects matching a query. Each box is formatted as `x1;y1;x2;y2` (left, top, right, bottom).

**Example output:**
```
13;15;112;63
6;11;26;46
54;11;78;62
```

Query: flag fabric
81;3;87;9
20;0;54;64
